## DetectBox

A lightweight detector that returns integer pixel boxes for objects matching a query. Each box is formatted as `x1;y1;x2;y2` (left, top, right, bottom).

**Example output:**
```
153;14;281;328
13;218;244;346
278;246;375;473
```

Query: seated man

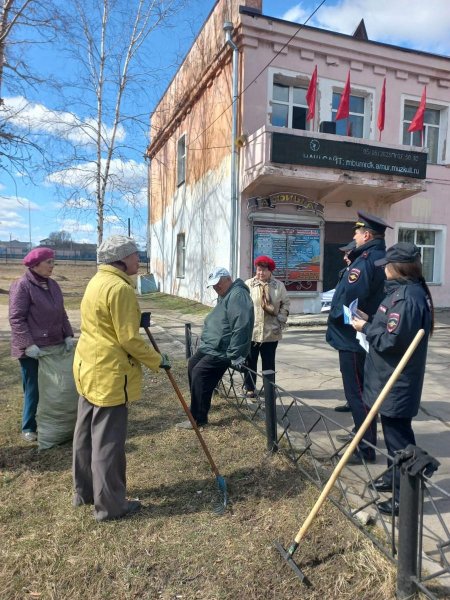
177;267;254;429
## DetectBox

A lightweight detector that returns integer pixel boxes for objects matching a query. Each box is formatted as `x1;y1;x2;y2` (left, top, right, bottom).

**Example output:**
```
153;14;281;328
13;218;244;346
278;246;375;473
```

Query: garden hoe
140;312;228;514
275;328;425;586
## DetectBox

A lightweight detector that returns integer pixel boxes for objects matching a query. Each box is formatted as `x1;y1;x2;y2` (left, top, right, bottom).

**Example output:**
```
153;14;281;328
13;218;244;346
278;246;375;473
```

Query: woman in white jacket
244;256;290;397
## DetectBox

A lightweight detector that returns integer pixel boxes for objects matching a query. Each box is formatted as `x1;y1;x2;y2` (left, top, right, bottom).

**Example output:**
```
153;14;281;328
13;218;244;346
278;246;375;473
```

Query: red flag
377;78;386;140
335;71;351;121
306;65;318;122
408;86;427;133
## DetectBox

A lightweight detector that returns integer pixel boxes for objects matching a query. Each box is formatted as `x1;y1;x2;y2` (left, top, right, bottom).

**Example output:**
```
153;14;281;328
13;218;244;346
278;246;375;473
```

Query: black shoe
369;480;392;493
122;500;142;518
336;432;353;443
377;498;399;516
334;403;351;413
345;451;376;465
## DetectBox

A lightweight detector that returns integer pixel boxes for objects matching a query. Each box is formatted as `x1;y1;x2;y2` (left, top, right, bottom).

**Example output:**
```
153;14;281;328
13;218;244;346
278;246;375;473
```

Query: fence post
396;463;421;599
184;323;192;359
262;370;277;453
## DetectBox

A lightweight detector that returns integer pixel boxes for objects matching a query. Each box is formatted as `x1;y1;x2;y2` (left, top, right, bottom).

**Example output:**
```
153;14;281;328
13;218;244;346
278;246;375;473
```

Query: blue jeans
19;357;39;433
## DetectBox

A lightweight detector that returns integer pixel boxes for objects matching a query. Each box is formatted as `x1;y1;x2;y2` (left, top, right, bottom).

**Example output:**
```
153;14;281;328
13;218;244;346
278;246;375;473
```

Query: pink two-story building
147;0;450;312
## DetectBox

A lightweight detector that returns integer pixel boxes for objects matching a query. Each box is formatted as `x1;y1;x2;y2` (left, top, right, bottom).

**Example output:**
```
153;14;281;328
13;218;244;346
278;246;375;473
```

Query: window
176;233;185;278
398;227;440;283
177;134;186;186
270;75;308;131
402;105;440;164
332;93;365;138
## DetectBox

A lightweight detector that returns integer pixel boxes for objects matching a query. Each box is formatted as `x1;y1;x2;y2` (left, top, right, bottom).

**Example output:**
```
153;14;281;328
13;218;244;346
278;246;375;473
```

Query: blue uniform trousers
380;415;416;501
339;350;377;458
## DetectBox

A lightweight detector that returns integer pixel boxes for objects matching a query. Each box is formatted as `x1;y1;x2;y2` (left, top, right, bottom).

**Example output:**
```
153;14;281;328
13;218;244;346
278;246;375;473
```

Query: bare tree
51;0;193;245
48;230;73;247
0;0;63;178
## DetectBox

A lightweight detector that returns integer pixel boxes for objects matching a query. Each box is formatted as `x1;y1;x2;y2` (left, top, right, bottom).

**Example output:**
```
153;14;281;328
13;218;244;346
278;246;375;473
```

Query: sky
1;0;450;249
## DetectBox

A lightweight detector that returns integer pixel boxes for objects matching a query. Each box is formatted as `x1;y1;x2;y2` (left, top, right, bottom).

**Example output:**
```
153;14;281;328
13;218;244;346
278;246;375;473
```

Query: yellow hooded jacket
73;265;161;407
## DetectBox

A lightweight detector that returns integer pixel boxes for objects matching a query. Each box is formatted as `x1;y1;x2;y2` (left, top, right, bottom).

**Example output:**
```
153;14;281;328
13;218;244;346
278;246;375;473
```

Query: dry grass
0;340;401;600
0;261;412;599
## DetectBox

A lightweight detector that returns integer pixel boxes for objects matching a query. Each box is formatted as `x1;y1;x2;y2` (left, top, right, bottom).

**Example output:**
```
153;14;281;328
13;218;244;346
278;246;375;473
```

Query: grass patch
140;292;211;316
0;338;402;600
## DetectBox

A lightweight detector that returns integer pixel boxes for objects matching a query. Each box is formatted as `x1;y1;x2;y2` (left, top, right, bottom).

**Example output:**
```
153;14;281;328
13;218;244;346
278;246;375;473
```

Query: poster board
253;224;320;291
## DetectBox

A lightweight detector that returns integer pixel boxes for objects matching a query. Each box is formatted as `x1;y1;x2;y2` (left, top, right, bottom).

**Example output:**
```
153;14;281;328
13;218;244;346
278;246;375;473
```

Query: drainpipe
224;21;239;279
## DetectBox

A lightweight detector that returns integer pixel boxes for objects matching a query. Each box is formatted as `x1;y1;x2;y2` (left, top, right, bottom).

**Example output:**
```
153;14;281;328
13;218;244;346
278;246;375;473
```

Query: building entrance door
323;221;355;292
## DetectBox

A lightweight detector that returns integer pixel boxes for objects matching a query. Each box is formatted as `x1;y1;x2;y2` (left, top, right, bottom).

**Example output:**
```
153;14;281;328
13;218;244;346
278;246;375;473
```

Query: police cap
374;242;421;266
339;240;356;252
353;211;392;234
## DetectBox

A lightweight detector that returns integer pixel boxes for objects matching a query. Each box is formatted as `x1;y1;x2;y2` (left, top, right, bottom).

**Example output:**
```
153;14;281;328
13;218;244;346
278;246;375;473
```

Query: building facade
147;0;450;312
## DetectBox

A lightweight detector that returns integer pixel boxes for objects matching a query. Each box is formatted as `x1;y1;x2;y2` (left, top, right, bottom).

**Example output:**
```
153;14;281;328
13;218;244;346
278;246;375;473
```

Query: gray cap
97;235;139;264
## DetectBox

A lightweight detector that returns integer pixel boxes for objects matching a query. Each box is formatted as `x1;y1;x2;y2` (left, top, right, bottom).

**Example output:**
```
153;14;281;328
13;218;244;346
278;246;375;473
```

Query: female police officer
352;242;434;515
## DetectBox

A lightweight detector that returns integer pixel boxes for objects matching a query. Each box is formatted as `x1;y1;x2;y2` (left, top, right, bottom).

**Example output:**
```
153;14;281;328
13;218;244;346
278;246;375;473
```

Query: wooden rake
275;328;425;585
140;312;228;514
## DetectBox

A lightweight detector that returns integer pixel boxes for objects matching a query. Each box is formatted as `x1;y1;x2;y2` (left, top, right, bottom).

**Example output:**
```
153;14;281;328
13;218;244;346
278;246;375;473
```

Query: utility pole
28;200;32;250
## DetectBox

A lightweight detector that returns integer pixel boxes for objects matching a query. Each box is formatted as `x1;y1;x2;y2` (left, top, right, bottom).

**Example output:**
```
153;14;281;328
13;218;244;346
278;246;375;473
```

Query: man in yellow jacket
72;235;170;522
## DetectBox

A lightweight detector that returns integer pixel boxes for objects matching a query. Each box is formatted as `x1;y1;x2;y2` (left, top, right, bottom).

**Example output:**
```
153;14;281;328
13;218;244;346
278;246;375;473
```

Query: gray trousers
72;395;128;521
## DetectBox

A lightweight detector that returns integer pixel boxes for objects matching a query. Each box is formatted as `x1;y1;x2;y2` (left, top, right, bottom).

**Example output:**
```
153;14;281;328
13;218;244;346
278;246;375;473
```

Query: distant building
147;0;450;311
0;240;29;258
37;239;97;260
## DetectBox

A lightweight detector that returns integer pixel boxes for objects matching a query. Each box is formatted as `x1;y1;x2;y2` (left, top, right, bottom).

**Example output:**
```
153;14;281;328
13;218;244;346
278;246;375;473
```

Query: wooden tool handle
144;325;221;477
294;328;425;544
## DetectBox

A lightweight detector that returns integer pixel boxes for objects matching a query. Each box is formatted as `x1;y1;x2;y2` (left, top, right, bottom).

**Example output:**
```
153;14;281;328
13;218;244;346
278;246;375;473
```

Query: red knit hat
23;247;55;268
254;255;276;271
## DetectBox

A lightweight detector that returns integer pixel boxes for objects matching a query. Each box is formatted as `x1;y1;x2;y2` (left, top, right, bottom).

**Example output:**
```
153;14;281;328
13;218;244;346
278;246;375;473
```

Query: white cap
206;267;230;287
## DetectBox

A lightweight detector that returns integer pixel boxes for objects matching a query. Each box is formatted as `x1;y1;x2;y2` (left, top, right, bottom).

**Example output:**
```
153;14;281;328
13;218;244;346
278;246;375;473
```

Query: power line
186;0;328;149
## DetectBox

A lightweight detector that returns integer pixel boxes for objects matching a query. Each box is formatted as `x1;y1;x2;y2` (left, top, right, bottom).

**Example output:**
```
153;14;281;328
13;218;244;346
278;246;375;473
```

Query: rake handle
143;325;221;478
293;328;425;545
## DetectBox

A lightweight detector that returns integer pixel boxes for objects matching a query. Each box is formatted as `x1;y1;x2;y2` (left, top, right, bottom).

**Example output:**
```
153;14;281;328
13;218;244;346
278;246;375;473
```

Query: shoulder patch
348;268;361;284
387;312;400;333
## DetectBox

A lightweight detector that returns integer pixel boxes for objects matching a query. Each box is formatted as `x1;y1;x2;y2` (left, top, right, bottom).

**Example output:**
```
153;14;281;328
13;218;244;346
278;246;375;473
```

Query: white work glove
25;344;42;359
231;356;246;371
64;336;75;352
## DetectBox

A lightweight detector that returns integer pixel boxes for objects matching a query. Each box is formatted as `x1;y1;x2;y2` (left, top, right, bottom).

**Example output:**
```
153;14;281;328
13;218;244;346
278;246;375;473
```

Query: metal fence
185;325;450;599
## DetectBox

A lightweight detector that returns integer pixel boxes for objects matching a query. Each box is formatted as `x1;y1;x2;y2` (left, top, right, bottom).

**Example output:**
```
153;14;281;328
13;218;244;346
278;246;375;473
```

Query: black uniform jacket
326;238;386;353
362;279;431;418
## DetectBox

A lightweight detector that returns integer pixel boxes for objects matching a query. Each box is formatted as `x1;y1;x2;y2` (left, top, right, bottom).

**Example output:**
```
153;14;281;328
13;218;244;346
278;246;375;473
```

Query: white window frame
395;222;446;285
177;134;186;186
331;91;366;138
176;232;186;278
400;95;449;165
318;78;375;139
267;67;311;131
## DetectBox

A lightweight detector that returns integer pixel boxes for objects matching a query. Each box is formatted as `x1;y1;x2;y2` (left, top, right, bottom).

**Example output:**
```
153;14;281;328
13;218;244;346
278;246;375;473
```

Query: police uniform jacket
362;279;431;418
326;238;386;352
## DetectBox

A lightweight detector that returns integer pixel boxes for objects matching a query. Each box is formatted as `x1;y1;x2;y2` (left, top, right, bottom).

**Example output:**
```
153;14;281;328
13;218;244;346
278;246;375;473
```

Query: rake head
274;541;311;587
213;475;228;515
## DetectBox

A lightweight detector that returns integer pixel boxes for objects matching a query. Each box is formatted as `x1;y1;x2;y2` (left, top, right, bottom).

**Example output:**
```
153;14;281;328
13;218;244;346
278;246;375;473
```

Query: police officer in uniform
352;242;433;514
326;211;391;464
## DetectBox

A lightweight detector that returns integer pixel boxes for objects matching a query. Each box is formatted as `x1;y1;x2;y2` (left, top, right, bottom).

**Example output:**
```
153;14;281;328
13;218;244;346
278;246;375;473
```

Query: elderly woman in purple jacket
8;247;74;442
